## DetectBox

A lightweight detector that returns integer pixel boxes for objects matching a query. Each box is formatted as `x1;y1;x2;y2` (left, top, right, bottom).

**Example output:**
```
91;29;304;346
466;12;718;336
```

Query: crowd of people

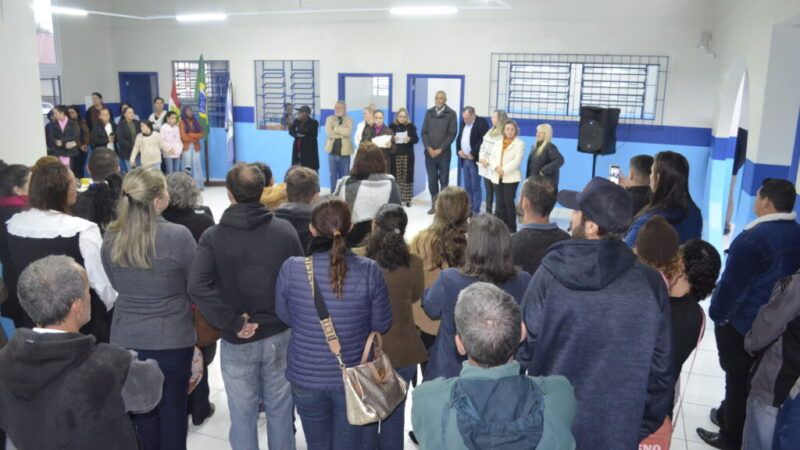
46;93;207;189
288;91;567;221
0;91;799;450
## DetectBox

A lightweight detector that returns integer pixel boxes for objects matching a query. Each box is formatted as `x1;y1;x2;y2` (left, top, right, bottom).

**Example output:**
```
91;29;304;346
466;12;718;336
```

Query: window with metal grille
254;60;319;130
372;77;390;97
172;60;230;127
490;54;668;124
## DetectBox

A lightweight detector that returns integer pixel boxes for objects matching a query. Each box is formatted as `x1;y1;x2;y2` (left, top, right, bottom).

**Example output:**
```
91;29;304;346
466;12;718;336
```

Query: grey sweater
102;218;197;350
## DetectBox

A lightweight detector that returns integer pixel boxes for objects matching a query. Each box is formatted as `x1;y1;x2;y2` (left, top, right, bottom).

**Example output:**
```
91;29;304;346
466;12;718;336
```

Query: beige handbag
305;257;408;425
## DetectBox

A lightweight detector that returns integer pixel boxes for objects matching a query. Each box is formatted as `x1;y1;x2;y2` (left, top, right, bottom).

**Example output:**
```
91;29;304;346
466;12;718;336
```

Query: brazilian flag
195;54;209;135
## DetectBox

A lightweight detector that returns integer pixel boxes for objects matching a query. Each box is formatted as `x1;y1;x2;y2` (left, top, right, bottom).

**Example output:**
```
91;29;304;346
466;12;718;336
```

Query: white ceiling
54;0;513;19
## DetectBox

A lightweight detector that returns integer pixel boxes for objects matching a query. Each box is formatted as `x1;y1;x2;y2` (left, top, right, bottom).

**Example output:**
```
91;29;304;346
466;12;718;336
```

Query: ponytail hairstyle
429;186;470;270
311;198;352;298
366;204;410;271
106;168;167;268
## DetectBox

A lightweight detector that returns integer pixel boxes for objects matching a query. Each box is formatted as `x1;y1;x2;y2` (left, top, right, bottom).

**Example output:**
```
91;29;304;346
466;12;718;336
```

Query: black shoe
408;431;419;445
427;208;435;215
696;428;732;450
406;202;411;207
192;403;216;426
710;407;719;427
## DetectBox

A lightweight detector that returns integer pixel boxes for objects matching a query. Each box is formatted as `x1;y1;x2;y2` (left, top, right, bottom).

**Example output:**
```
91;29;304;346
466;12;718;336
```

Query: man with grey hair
456;106;490;214
0;255;163;450
421;90;458;214
412;282;576;449
324;100;354;191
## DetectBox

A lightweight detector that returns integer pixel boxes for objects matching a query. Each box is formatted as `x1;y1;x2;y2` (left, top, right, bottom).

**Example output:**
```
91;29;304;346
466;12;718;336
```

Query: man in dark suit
456;106;490;214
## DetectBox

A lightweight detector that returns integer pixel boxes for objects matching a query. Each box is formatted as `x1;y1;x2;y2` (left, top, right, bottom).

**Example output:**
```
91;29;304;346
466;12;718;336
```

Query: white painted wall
0;0;45;165
56;0;719;128
711;0;800;164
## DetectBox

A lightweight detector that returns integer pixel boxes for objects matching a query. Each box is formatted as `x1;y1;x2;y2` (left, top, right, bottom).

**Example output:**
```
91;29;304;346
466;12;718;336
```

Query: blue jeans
462;159;482;213
181;143;204;189
293;383;363;449
425;153;451;203
329;154;351;192
164;157;182;174
132;347;193;450
119;158;130;174
362;365;416;450
221;330;295;450
742;397;777;450
774;388;800;450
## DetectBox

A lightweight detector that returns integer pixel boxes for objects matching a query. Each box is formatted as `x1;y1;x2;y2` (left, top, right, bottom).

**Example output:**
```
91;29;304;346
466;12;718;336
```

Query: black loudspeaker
577;106;620;155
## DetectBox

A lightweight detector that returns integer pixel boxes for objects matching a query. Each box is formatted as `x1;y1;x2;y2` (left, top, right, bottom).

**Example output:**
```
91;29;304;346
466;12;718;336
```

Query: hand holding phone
609;165;620;184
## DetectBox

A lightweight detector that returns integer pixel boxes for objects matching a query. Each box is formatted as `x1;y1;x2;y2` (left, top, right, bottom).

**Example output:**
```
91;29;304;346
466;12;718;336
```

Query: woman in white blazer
488;119;524;232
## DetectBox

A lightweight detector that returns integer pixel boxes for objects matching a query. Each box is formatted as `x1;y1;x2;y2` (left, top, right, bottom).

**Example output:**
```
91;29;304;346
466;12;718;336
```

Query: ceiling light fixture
389;6;458;16
175;13;228;22
50;6;89;17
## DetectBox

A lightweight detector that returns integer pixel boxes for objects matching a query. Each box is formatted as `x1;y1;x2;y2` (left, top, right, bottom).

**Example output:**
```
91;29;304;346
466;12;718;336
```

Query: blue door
118;72;158;120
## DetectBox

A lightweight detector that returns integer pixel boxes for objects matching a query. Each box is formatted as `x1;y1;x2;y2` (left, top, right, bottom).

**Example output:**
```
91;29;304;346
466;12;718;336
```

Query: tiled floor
8;186;722;449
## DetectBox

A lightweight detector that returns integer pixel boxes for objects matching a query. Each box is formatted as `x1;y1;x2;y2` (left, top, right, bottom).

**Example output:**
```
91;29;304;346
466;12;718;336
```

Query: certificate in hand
478;163;492;179
372;135;393;148
395;131;408;143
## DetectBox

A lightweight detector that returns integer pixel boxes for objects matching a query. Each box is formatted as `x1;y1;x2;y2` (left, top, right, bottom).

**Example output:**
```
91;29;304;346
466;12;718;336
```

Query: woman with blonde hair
354;103;377;150
409;186;470;368
488;120;525;232
478;110;508;214
390;107;420;206
102;167;197;450
525;123;564;190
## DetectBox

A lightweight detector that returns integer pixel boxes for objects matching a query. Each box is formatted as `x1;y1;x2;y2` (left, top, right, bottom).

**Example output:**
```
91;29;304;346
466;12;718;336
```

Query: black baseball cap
557;177;633;233
296;105;311;114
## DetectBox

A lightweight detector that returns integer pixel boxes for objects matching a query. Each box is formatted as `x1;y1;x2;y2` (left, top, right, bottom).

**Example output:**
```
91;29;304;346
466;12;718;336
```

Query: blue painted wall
210;107;714;195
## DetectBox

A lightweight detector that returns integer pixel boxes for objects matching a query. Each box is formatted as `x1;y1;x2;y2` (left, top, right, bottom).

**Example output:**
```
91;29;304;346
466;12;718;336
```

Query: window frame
253;60;320;130
171;60;230;128
490;53;668;125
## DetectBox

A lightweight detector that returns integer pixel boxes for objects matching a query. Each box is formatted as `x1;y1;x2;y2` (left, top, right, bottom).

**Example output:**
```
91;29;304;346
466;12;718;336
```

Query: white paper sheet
478;162;493;178
394;131;408;143
372;135;393;148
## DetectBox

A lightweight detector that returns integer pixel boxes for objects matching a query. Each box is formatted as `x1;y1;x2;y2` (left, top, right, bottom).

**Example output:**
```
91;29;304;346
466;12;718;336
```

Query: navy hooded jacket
519;238;673;450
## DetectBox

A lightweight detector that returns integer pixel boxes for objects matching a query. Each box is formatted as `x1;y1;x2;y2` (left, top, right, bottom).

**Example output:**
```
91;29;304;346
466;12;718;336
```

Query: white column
0;0;46;165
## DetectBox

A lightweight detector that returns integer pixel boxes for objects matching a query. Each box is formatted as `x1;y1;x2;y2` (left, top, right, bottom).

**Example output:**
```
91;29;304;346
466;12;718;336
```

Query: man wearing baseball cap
518;177;673;450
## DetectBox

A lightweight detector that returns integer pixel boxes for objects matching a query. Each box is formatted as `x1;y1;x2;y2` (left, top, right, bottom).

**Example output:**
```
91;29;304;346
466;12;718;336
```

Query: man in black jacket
274;166;319;255
622;154;654;216
0;255;163;450
421;90;458;213
511;176;569;275
456;106;490;214
289;105;320;171
188;163;303;450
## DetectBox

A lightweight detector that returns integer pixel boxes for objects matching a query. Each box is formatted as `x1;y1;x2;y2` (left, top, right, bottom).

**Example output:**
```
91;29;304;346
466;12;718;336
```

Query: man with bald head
421;90;458;214
0;255;163;450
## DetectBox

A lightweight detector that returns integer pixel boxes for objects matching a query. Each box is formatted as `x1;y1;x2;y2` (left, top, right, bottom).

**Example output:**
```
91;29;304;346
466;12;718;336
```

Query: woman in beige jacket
130;120;170;170
488;119;525;232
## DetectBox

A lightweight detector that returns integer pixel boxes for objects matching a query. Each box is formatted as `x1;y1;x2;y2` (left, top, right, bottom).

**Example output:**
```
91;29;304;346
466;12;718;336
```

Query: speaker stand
591;153;599;179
